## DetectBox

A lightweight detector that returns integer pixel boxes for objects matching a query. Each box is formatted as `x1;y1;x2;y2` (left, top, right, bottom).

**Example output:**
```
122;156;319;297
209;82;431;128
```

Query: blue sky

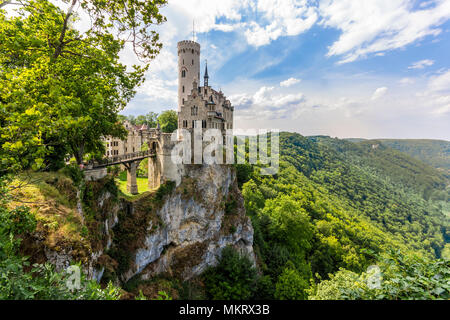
120;0;450;140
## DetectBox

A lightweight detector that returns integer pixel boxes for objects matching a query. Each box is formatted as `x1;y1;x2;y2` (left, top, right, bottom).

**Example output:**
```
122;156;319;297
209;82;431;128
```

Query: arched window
181;70;186;77
192;49;194;54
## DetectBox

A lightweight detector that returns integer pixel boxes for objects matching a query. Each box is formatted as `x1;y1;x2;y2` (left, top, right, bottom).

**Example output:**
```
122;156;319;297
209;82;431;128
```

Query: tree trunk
73;143;84;165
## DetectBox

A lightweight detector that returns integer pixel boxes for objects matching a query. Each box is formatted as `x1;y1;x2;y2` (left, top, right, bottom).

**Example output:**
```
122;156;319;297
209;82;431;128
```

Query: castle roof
204;62;209;79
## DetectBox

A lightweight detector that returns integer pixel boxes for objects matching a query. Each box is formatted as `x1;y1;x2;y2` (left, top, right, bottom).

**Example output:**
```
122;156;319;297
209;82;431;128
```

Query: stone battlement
177;40;201;48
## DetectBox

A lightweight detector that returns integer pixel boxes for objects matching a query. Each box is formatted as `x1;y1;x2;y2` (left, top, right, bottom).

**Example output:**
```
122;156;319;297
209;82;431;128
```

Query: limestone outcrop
121;164;254;282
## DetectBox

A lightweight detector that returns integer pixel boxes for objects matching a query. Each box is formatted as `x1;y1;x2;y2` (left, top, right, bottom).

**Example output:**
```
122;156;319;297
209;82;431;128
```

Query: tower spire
204;60;209;87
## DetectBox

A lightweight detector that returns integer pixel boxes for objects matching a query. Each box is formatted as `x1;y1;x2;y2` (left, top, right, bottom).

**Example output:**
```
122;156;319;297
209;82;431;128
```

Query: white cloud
137;75;177;103
280;77;301;87
428;69;450;92
230;85;305;120
244;0;318;47
371;87;388;100
319;0;450;64
424;70;450;114
399;77;415;85
408;59;435;69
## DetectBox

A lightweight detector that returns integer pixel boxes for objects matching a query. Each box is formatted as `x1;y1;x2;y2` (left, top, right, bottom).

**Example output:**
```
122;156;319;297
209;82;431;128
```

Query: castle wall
178;83;234;132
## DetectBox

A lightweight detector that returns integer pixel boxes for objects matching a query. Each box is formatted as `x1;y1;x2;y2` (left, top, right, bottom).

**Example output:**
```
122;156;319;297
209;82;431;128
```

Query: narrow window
182;86;185;93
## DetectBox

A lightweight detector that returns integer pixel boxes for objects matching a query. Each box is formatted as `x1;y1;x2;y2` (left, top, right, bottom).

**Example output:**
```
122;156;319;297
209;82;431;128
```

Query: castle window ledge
207;111;221;117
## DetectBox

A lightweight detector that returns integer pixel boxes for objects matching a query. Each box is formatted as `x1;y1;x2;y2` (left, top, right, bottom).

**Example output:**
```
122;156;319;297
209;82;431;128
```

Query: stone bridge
83;149;156;195
83;128;178;195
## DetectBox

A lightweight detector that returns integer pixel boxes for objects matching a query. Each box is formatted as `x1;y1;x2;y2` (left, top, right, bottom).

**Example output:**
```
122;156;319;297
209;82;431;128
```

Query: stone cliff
19;164;254;288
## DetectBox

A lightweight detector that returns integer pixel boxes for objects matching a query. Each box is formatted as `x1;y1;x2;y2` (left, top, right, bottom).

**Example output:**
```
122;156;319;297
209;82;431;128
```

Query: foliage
274;262;309;300
203;246;258;300
309;251;450;300
152;290;172;300
0;175;120;299
154;180;176;202
238;132;449;299
371;139;450;171
0;0;167;172
157;110;178;133
120;112;159;128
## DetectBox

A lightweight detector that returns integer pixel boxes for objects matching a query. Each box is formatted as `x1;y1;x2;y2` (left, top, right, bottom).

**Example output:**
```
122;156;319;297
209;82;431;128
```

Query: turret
177;40;200;112
204;61;209;87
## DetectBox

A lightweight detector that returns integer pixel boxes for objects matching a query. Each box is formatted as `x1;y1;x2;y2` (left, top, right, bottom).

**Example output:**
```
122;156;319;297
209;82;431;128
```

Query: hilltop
344;138;450;173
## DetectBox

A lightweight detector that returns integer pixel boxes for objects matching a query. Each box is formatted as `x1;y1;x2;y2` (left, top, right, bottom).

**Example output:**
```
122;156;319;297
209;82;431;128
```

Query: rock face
122;164;255;282
25;164;254;285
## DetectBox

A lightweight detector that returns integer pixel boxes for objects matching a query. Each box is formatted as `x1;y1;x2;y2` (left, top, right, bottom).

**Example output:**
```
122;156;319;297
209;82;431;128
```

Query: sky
113;1;450;140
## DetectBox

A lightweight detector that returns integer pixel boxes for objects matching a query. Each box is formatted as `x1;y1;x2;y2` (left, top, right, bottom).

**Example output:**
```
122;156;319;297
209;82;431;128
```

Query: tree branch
52;0;77;60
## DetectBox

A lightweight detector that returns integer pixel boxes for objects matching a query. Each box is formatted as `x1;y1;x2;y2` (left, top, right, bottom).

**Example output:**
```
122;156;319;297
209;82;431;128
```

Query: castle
104;120;148;157
177;40;233;132
97;39;234;194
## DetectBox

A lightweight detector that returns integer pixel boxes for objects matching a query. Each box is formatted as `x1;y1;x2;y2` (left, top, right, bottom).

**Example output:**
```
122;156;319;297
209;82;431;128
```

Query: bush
308;251;450;300
203;246;257;300
274;262;309;300
61;164;84;185
0;176;121;300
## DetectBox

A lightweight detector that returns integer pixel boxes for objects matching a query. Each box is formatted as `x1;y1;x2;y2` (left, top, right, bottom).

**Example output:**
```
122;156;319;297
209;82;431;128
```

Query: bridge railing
105;149;153;163
84;149;155;169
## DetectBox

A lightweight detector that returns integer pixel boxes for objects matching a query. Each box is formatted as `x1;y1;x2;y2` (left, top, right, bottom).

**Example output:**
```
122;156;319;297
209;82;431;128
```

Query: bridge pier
125;161;138;195
148;155;161;190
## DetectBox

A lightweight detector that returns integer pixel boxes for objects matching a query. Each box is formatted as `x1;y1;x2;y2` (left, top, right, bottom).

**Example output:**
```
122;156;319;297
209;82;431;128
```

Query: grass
115;176;150;196
7;171;89;257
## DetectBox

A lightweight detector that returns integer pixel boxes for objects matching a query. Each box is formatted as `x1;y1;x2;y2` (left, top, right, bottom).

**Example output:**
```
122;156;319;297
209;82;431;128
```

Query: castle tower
177;40;200;112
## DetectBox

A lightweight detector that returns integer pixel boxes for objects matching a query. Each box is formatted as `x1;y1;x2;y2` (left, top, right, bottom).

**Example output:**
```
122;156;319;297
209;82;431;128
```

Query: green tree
308;251;450;300
134;112;158;127
275;262;309;300
203;246;257;300
0;0;167;171
157;110;178;133
262;194;313;258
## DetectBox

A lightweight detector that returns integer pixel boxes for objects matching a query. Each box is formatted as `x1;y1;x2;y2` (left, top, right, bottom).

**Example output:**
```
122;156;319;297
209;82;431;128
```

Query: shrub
203;246;257;300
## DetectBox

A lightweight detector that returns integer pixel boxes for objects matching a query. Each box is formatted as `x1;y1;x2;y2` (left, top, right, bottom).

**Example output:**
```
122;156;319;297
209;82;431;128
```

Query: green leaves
203;246;258;300
1;1;166;172
157;110;178;133
0;175;121;300
310;251;450;300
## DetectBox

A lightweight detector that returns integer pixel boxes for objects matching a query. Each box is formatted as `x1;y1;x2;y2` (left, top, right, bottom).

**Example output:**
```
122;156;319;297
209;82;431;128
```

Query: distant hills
342;138;450;173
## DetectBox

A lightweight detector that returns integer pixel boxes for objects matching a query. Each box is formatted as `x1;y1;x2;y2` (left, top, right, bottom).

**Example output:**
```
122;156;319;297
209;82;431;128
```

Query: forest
0;0;448;300
200;133;449;300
